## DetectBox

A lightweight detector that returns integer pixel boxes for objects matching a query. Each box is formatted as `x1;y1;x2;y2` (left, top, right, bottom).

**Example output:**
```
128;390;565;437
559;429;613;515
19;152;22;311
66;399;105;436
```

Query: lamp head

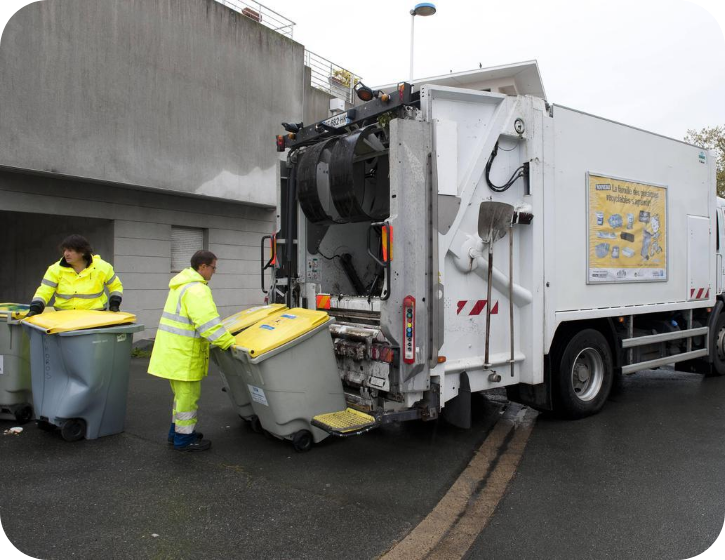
411;2;436;16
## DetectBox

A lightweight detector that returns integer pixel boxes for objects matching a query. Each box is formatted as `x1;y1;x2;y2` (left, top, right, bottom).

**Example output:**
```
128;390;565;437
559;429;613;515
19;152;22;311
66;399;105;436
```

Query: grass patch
131;348;152;359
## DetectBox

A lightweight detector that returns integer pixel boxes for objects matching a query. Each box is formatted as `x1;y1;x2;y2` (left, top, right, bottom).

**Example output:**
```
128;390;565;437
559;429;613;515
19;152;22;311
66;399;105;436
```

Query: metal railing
214;0;362;104
304;50;362;105
215;0;295;38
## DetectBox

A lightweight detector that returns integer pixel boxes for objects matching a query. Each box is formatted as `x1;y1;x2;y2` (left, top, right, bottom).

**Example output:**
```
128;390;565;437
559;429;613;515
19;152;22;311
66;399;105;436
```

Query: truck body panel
270;78;721;425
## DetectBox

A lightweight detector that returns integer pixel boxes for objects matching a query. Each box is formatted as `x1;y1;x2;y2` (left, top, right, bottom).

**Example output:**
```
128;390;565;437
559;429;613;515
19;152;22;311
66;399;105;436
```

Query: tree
684;125;725;198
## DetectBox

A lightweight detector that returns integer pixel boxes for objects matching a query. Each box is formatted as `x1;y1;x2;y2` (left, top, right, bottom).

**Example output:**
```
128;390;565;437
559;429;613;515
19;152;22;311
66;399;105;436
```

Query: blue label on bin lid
281;314;297;319
259;324;275;330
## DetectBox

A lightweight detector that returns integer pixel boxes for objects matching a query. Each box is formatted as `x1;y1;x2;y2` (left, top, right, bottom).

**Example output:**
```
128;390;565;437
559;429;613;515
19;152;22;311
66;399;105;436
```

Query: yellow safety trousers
170;380;202;434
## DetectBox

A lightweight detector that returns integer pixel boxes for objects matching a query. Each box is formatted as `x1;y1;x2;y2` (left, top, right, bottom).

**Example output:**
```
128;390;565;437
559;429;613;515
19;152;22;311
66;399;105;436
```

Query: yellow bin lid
235;307;330;357
221;304;288;335
23;310;137;334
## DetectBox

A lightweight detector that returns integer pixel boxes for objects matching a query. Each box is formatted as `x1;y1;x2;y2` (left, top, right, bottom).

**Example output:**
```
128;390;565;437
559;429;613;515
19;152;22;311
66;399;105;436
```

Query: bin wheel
249;416;263;434
13;405;33;425
61;419;86;442
37;420;56;432
292;430;313;453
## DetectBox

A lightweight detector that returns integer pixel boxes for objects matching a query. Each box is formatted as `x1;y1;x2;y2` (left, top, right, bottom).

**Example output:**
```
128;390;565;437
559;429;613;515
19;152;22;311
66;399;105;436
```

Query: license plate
322;112;350;129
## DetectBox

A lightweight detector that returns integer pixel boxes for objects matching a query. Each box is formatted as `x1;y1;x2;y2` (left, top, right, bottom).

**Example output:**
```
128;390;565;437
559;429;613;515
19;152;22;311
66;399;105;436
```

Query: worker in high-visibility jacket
148;250;234;452
27;234;123;316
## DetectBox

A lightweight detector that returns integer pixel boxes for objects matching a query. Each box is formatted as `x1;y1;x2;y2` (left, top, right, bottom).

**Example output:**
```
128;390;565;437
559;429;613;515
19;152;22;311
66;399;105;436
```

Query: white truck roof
375;60;546;100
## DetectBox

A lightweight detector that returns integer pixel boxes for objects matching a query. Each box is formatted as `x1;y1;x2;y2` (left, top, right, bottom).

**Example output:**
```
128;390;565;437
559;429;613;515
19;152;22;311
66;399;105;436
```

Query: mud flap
443;372;471;429
506;356;554;412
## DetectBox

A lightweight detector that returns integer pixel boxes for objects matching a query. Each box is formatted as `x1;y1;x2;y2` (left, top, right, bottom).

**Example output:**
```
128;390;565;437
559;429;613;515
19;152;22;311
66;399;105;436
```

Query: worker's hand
109;296;122;312
26;302;44;317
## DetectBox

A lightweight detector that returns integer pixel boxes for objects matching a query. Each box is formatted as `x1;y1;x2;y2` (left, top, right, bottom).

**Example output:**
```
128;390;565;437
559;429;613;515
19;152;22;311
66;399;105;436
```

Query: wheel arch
550;318;620;370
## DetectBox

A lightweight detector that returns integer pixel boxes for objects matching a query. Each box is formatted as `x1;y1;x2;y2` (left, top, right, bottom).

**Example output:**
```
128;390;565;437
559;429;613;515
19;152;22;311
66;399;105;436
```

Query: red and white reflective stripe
456;300;499;315
690;288;710;300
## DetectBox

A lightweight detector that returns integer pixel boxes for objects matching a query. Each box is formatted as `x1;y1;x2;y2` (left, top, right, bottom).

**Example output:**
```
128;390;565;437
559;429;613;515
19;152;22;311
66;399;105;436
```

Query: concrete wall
0;0;306;207
0;169;275;339
0;0;338;341
303;66;335;127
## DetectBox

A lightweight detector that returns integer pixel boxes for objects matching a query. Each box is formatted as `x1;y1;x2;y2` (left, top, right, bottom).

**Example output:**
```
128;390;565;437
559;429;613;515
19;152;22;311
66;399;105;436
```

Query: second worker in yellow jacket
28;234;123;316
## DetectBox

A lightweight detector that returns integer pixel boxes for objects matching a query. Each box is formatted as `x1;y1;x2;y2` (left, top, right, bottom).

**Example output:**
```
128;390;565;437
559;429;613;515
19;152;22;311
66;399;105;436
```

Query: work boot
174;439;212;452
167;432;203;445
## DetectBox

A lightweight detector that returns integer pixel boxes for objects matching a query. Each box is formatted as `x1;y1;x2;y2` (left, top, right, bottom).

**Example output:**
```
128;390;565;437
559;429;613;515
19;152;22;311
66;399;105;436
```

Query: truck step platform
311;408;377;437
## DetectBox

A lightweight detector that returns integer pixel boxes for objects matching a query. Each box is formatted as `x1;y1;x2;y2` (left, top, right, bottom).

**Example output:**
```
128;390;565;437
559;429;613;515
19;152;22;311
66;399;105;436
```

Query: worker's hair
191;250;217;270
59;234;93;263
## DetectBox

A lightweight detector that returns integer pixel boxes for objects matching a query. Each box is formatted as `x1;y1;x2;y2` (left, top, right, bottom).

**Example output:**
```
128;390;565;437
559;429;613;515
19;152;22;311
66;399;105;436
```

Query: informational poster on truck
587;173;667;283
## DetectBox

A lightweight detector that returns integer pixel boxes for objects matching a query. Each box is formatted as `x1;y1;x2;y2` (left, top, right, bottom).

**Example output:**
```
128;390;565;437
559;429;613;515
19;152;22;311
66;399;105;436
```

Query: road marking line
380;405;537;560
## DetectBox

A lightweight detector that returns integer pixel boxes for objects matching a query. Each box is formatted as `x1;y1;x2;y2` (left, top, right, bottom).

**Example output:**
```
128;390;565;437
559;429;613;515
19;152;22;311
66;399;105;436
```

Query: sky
272;0;725;142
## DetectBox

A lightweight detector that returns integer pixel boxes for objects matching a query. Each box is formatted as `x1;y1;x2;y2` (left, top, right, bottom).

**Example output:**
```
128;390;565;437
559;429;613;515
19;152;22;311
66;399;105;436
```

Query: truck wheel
554;329;614;419
709;311;725;376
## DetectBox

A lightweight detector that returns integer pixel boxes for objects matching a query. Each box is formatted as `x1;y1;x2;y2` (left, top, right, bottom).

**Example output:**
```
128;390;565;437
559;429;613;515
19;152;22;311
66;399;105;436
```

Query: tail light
371;344;395;363
271;233;277;266
403;295;415;364
382;225;393;262
276;135;286;152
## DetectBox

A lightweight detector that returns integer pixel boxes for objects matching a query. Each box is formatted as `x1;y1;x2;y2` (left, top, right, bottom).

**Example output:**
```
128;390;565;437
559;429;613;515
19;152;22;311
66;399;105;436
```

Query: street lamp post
409;3;436;82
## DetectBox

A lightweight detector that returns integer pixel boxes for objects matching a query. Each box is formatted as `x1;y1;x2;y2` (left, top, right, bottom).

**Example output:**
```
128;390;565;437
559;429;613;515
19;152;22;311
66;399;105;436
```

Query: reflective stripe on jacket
148;267;235;381
32;254;123;311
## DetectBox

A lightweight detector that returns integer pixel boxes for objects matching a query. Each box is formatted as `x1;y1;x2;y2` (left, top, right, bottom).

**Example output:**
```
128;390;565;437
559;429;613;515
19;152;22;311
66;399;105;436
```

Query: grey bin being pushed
210;304;288;431
23;315;144;441
0;304;33;424
231;308;346;452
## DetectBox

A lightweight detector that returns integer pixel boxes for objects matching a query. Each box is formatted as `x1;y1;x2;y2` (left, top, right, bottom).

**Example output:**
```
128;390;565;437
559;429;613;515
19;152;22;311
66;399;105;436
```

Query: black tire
13;405;33;425
249;415;263;434
709;311;725;376
60;419;86;442
36;420;56;432
553;329;614;419
292;430;313;453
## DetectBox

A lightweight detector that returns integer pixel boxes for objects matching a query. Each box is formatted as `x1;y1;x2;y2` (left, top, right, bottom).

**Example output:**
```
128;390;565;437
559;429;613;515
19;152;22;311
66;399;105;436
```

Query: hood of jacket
169;267;207;289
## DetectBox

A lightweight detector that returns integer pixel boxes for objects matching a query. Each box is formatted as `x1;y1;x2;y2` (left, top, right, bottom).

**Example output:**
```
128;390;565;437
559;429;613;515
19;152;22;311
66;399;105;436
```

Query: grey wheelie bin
211;304;287;428
0;304;33;424
22;310;144;441
231;308;347;452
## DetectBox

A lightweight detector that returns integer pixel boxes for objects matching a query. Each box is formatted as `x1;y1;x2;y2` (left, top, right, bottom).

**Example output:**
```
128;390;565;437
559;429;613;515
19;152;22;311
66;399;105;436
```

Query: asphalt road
0;358;503;560
466;369;725;560
2;362;724;559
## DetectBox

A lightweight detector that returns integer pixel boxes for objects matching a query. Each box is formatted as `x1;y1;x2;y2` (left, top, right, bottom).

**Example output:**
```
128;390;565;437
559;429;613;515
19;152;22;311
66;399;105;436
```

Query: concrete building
0;0;333;339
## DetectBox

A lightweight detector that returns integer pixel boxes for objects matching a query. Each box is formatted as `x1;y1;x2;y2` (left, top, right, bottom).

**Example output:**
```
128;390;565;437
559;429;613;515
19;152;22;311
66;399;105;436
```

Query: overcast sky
273;0;725;141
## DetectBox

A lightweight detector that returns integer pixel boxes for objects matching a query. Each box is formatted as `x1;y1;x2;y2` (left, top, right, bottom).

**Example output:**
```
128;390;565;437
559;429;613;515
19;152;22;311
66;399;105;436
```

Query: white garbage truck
266;67;722;432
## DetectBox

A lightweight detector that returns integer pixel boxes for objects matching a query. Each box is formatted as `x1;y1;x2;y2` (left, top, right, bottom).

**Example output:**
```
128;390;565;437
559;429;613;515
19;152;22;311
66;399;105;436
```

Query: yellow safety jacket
32;255;123;311
148;268;235;382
